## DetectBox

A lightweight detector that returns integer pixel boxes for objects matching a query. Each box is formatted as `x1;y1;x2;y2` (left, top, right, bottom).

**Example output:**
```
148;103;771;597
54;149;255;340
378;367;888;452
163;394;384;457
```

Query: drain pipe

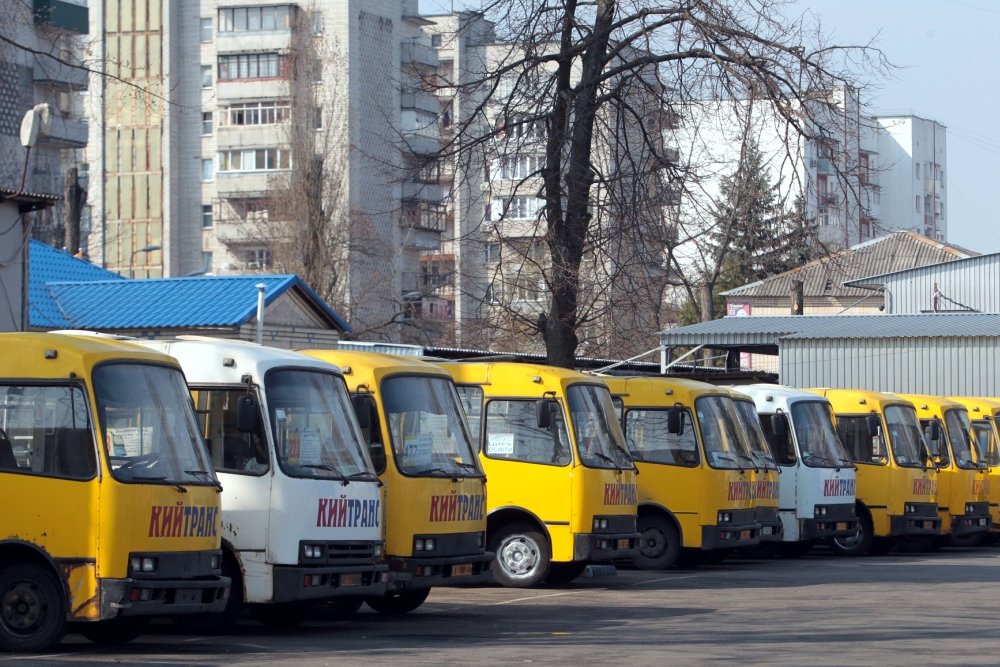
255;283;267;344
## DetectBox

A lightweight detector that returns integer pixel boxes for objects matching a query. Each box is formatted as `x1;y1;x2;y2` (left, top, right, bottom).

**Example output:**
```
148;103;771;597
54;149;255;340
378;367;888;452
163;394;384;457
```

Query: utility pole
63;166;86;255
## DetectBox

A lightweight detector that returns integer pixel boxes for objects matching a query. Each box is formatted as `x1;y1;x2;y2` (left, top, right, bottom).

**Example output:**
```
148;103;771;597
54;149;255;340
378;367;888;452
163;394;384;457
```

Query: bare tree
431;0;886;368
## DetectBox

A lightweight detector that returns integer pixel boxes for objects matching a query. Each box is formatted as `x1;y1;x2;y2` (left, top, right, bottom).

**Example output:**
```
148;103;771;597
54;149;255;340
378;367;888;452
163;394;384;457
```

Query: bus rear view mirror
236;395;260;433
771;413;788;437
351;395;371;429
368;442;387;475
536;399;553;429
667;408;684;435
866;414;881;438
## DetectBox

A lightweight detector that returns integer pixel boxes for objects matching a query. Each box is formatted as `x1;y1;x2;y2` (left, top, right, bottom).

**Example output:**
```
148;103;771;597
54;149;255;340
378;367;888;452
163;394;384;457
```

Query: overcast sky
418;0;1000;252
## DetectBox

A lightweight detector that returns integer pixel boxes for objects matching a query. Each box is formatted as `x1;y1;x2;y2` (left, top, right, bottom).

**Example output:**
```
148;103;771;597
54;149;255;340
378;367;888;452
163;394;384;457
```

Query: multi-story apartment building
873;115;947;241
0;0;89;331
86;0;445;335
672;88;945;253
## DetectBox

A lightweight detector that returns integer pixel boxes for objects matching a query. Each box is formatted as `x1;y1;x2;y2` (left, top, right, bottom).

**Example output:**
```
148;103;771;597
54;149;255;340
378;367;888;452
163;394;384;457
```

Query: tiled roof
28;241;349;332
722;231;978;299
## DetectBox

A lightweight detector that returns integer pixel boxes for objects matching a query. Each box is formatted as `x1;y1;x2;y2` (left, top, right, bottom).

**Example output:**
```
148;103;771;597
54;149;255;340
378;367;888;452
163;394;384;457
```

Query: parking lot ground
8;545;1000;666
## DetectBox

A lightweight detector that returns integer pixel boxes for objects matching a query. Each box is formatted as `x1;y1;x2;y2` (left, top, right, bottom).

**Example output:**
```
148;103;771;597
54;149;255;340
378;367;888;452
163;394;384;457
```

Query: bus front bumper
101;576;230;618
386;551;495;590
950;502;990;537
799;503;858;540
756;506;783;542
271;563;389;603
889;502;941;536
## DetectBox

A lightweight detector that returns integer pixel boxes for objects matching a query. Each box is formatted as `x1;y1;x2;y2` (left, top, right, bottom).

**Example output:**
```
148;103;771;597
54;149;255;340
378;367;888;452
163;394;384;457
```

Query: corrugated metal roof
721;231;977;299
844;251;1000;288
29;241;122;328
660;313;1000;349
28;241;349;332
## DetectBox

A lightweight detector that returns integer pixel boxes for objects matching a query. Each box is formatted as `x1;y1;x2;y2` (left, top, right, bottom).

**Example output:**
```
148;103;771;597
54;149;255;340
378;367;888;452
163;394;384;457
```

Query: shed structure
658;314;1000;396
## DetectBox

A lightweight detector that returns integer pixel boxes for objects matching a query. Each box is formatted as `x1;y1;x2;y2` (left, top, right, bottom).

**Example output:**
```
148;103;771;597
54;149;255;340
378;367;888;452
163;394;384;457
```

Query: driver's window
192;388;269;475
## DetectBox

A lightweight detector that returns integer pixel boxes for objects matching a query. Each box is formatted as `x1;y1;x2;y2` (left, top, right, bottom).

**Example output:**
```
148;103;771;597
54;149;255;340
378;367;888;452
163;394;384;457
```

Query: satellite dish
19;103;51;148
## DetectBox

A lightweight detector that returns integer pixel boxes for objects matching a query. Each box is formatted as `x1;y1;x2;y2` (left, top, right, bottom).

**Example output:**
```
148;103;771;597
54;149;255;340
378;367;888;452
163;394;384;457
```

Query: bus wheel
78;617;150;645
829;512;873;557
632;515;680;570
250;602;316;629
544;562;588;584
365;588;430;615
951;532;985;548
0;563;67;652
489;523;550;588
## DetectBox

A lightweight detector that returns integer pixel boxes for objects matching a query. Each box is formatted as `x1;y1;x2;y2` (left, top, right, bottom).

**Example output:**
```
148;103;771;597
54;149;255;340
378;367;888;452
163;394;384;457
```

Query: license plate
175;589;201;605
339;573;362;587
616;538;631;549
836;522;848;531
923;520;935;529
450;563;473;577
739;529;752;540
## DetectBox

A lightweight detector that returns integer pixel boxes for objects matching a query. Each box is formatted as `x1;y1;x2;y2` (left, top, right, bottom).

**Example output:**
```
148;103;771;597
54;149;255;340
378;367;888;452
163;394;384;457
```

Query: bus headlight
373;543;383;558
415;538;436;552
966;504;976;515
717;512;732;524
130;556;158;573
815;506;828;517
593;518;609;531
210;554;221;570
303;544;325;559
905;504;916;514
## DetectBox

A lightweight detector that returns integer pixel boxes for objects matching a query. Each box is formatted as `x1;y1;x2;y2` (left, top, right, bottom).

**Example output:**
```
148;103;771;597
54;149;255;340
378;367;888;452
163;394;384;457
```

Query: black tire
250;602;317;629
544;562;588;584
318;597;365;621
0;562;67;652
950;532;986;548
632;514;681;570
488;523;551;588
173;555;243;634
365;588;430;616
829;510;873;557
77;617;150;645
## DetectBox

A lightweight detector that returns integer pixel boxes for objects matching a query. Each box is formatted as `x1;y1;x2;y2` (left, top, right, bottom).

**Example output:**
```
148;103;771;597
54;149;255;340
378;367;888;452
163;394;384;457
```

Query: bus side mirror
771;413;788;437
866;414;881;438
667;408;684;435
236;395;260;433
368;442;387;475
351;395;371;429
536;399;553;429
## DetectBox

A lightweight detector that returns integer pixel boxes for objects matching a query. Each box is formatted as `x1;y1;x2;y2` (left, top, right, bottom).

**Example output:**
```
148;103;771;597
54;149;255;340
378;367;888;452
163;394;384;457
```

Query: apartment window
218;53;284;81
218;6;291;32
201;112;212;135
202;204;213;228
312;11;323;34
314;106;323;130
201;65;212;88
200;18;212;42
245;248;271;269
914;163;920;179
431;34;442;47
201;158;214;181
497;155;545;180
491;195;543;221
485;242;500;263
484;284;498;304
915;196;921;213
218;148;292;172
220;100;291;127
202;252;213;274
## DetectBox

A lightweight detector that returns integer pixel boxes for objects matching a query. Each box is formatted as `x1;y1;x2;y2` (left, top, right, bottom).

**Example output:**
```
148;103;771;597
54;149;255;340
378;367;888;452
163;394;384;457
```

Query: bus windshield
695;395;752;470
381;374;482;478
944;409;981;470
567;384;633;470
732;399;778;470
884;404;928;468
790;401;851;468
94;363;217;486
971;419;1000;467
265;368;375;481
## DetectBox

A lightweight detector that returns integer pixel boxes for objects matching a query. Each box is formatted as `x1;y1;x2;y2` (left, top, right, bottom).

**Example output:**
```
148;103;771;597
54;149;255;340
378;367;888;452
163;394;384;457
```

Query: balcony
33;55;87;89
33;0;88;34
216;78;290;102
402;181;443;202
401;40;438;69
818;192;839;207
216;125;285;149
37;115;87;148
401;91;439;114
216;31;293;56
812;158;832;173
215;171;281;197
925;178;941;195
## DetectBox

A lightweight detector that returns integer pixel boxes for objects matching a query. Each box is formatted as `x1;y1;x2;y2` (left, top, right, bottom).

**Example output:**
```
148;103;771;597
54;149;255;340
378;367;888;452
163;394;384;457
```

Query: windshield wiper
300;463;351;485
590;450;623;472
131;474;187;493
185;469;224;492
414;467;460;482
711;453;743;470
454;461;484;476
802;452;835;467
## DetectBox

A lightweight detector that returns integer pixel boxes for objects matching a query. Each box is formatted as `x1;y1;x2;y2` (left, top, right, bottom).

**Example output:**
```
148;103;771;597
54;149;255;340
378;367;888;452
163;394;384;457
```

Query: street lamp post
129;244;161;279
